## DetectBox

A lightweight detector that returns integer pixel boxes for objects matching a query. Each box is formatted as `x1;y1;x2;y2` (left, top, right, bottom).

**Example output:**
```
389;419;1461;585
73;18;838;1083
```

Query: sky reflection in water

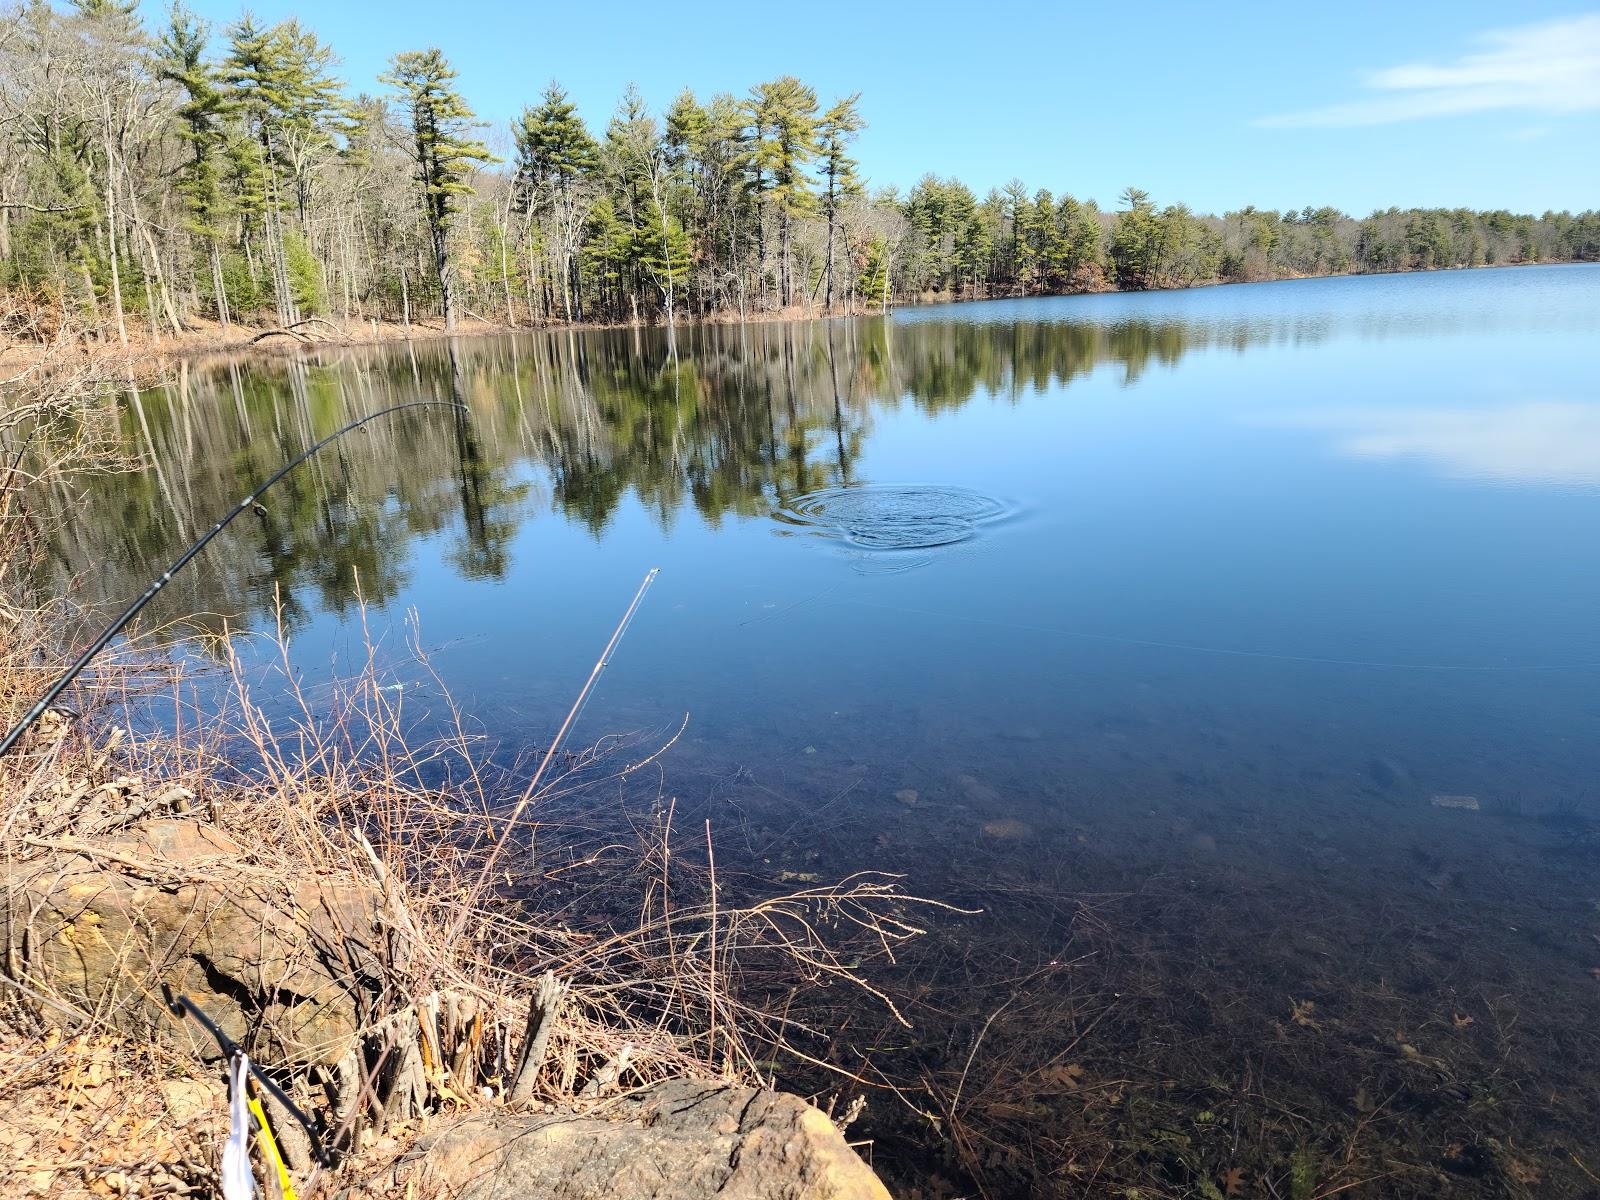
43;263;1600;821
35;262;1600;1192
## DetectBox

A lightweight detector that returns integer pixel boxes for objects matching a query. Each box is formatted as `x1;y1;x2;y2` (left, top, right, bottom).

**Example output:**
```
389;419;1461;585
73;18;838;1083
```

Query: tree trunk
261;132;299;327
136;211;183;336
434;224;454;333
210;240;231;329
779;209;791;308
142;274;157;340
498;211;514;323
824;182;837;312
100;113;128;347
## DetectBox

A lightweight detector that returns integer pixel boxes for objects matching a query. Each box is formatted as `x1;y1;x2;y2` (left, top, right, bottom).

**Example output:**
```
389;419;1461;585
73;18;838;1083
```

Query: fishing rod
161;985;337;1169
0;399;466;759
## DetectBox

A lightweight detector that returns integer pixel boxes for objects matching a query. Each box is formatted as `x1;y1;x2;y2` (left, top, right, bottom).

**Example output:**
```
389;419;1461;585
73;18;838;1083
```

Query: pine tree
747;77;818;307
514;82;598;320
604;85;692;328
1055;195;1102;288
269;21;346;227
639;200;692;304
816;93;863;311
603;84;660;304
699;93;759;311
664;90;708;185
158;5;232;325
382;48;495;333
223;17;299;322
515;84;600;196
582;195;630;319
1000;180;1030;292
1110;187;1161;289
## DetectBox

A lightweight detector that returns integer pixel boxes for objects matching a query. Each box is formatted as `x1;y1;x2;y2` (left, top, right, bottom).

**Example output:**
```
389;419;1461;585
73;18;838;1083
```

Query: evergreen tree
662;89;714;303
268;21;346;226
639;200;692;305
603;84;669;321
1001;180;1031;292
699;93;760;311
1;11;1597;339
223;17;300;322
859;238;890;309
1110;187;1161;288
381;48;495;332
1052;194;1101;288
158;4;232;325
514;82;599;320
816;93;864;311
747;77;818;307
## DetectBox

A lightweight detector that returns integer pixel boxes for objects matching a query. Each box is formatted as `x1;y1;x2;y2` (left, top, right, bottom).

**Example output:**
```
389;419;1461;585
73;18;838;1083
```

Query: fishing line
0;400;467;758
737;576;853;628
457;566;660;914
827;596;1600;673
564;567;661;734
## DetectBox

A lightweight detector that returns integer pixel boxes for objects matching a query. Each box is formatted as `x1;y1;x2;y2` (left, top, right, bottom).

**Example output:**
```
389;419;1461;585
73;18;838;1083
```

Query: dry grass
0;317;955;1194
0;432;943;1194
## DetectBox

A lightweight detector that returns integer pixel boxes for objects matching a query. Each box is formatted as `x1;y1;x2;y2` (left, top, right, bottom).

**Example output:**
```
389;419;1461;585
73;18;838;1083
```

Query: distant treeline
2;1;1597;342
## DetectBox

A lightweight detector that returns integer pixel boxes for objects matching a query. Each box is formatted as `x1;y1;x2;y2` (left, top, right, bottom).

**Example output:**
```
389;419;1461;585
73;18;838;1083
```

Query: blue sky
174;0;1599;215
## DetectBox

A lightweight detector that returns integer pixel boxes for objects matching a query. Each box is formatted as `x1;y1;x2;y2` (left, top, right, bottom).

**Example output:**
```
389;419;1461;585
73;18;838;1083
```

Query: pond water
41;263;1600;1196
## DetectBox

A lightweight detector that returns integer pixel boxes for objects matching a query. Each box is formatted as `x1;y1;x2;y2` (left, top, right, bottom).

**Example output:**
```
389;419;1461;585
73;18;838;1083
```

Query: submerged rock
1001;725;1043;742
894;789;919;808
1366;758;1411;792
1430;794;1481;811
957;774;999;805
397;1078;891;1200
981;818;1032;841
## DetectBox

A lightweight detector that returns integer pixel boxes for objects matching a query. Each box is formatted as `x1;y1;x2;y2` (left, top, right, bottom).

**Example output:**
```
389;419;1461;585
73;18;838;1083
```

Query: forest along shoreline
4;259;1590;386
2;3;1597;355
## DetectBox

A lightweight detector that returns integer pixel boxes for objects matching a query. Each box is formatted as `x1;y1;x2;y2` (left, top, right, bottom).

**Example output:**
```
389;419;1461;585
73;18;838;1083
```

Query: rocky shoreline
0;645;899;1199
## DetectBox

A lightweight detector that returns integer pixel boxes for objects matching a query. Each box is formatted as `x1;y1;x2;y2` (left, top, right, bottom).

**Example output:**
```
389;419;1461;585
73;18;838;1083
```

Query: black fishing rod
161;985;338;1168
0;399;466;759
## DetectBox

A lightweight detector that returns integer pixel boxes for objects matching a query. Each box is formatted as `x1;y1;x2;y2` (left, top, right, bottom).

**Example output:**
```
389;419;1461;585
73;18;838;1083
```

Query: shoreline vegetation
2;2;1597;365
3;258;1588;383
0;474;926;1195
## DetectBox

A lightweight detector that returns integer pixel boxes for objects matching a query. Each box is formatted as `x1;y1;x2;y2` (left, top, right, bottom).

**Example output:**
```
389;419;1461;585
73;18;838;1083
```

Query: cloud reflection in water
1270;401;1600;488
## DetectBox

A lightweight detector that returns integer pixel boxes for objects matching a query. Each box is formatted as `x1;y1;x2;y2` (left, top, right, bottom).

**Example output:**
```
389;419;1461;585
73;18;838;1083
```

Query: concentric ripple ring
773;484;1013;551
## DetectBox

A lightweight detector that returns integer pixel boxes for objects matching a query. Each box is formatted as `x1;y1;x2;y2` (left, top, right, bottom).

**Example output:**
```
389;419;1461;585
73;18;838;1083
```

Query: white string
222;1052;256;1200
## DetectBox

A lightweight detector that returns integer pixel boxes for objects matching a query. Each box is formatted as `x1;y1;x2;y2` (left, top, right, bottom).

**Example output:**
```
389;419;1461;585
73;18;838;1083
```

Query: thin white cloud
1258;14;1600;128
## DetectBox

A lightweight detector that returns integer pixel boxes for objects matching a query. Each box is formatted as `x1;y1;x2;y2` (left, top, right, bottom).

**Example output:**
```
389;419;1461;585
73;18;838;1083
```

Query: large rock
2;818;381;1065
399;1078;892;1200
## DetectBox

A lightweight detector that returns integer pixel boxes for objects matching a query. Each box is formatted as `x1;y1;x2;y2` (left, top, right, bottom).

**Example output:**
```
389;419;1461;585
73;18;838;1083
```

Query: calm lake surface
45;263;1600;1195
